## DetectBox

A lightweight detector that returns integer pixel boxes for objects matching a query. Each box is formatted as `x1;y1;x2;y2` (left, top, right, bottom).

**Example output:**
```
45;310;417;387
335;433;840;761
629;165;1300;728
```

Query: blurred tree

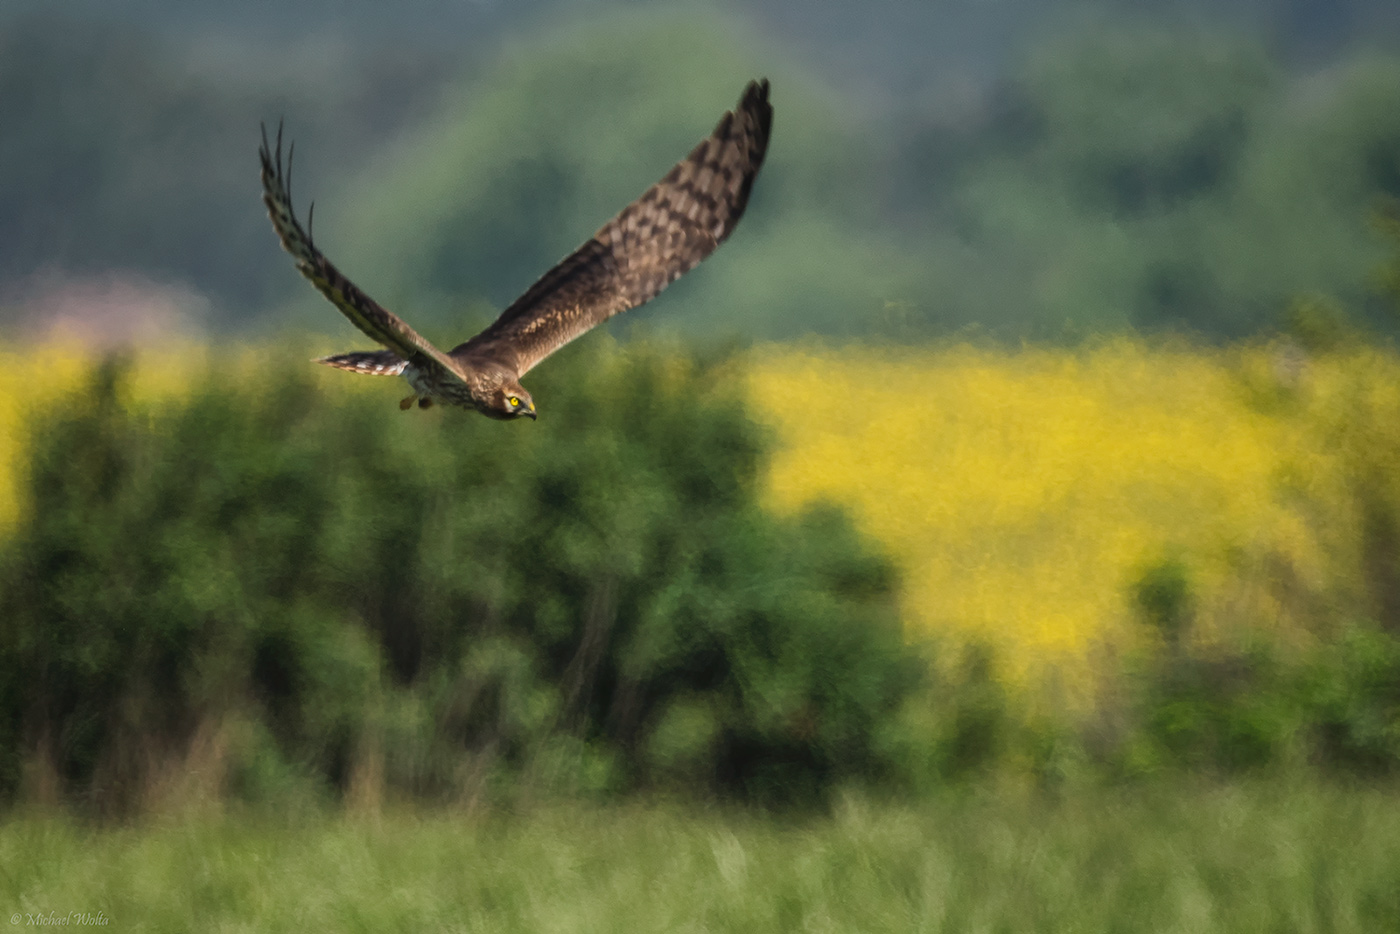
0;342;920;811
0;13;454;326
947;26;1278;336
328;8;930;343
1377;200;1400;317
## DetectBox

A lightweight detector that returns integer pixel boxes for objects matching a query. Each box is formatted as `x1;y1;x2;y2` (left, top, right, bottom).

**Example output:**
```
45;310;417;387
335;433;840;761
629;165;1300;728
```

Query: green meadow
5;783;1399;933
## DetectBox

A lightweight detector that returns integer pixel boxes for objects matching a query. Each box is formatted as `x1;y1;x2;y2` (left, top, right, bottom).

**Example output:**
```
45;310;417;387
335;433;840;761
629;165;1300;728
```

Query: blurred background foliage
0;344;921;812
3;1;1400;341
2;334;1400;812
3;0;1400;815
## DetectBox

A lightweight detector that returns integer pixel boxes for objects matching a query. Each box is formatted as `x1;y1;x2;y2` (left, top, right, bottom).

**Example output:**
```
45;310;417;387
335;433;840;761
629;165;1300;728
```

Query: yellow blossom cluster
751;339;1400;693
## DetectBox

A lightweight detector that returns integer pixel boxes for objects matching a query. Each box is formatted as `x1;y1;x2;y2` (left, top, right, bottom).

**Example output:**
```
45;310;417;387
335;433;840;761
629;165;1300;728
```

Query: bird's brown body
402;355;526;419
260;80;773;420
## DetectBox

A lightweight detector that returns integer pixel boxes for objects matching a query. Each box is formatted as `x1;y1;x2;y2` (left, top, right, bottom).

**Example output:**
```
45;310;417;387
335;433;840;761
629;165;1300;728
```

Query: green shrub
1306;626;1400;773
0;342;919;812
872;641;1037;794
1110;555;1400;778
1132;554;1194;650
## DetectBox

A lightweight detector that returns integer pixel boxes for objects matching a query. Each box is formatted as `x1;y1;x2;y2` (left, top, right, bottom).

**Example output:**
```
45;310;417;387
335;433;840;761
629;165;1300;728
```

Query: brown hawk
260;79;773;420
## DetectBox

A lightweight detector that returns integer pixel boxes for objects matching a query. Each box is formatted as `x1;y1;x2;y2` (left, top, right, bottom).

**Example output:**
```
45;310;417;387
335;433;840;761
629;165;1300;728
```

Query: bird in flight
260;79;772;420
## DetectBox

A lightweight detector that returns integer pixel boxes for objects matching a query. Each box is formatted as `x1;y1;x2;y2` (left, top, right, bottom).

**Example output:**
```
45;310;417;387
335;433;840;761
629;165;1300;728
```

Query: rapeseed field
0;341;209;534
751;339;1400;695
4;338;1396;699
0;342;90;533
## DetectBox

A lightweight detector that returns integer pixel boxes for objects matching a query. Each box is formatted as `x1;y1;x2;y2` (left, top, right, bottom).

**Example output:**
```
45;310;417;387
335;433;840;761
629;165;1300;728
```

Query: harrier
260;79;772;420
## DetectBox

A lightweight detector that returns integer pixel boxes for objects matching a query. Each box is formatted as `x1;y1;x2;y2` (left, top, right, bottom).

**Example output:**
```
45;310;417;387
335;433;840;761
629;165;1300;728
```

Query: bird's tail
315;350;407;376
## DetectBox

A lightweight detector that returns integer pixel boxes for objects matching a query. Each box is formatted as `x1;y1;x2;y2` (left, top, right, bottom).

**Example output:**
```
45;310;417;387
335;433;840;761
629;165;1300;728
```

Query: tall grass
2;783;1398;932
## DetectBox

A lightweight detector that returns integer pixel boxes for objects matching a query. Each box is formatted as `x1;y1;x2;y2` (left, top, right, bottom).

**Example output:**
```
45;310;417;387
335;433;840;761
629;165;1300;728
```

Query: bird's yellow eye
507;395;520;407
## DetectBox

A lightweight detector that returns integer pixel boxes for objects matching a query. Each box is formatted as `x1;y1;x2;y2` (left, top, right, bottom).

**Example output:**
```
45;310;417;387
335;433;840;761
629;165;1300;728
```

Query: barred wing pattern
452;79;773;377
258;126;463;380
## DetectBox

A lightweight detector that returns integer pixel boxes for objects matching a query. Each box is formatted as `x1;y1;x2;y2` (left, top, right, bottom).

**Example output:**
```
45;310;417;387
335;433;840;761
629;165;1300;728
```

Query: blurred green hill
326;14;1400;341
3;6;1400;341
327;10;925;343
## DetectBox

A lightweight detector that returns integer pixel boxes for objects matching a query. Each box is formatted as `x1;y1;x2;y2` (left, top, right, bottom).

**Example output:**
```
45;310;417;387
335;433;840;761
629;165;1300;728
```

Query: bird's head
489;382;536;420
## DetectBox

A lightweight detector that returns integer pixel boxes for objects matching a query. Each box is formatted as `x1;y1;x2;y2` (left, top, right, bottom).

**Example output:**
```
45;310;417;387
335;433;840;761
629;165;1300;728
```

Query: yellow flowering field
0;341;218;533
751;339;1400;694
0;342;90;532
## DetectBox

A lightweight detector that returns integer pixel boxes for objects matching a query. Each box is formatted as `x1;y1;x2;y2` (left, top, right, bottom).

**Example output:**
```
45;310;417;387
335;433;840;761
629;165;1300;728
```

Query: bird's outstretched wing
259;124;461;377
451;79;773;377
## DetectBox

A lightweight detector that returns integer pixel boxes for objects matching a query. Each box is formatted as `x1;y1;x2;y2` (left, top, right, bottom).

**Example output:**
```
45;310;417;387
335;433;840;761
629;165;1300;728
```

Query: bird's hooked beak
523;401;537;420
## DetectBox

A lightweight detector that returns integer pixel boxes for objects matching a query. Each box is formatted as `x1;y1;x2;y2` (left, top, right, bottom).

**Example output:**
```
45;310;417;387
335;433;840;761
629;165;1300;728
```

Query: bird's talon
399;395;415;411
418;397;433;409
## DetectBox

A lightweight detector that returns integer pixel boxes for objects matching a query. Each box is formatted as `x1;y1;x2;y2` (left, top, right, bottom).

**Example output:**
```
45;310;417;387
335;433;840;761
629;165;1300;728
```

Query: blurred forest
3;0;1400;343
